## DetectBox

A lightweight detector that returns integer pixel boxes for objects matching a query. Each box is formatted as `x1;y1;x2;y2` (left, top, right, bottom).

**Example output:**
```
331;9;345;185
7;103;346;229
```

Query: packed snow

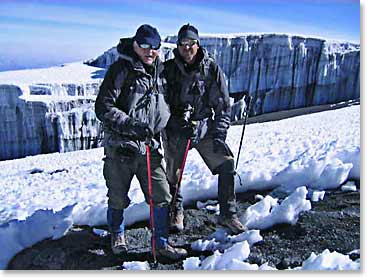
0;105;360;270
0;62;103;86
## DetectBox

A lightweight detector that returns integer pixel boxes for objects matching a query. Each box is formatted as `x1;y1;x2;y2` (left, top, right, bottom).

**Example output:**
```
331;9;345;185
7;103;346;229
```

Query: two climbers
95;23;247;261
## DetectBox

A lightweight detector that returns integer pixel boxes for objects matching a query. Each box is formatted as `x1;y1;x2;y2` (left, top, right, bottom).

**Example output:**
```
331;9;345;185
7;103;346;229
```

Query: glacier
0;34;360;160
0;63;103;160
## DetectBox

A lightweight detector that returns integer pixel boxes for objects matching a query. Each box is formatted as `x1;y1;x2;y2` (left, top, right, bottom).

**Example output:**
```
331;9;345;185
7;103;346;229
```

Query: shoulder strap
201;53;215;78
202;56;216;94
199;55;217;109
164;59;177;83
163;59;179;104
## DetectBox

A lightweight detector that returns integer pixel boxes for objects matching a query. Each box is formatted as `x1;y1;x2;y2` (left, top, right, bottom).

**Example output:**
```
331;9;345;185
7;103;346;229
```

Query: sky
0;103;360;269
0;0;361;71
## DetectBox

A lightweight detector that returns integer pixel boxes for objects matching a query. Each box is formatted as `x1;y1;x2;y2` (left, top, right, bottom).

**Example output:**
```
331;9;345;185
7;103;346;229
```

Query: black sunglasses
137;42;160;50
178;39;198;47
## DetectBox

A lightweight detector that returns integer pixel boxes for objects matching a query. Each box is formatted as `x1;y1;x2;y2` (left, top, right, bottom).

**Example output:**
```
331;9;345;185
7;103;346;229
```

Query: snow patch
0;204;75;269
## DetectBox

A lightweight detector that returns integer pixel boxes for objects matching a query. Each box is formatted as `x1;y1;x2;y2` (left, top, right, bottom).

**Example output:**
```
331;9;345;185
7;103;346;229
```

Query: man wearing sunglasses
95;24;187;261
163;24;247;235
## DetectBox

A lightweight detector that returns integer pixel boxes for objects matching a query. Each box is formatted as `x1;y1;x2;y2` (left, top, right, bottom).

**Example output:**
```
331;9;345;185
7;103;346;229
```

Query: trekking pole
171;139;191;214
145;143;157;264
235;95;253;170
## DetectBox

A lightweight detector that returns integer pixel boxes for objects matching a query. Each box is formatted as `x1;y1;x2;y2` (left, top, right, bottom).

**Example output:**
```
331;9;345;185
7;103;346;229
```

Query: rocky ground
8;180;360;270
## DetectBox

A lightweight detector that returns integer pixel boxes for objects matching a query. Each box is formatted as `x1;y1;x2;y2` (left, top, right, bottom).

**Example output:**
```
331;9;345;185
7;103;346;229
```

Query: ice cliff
0;34;360;160
0;63;103;160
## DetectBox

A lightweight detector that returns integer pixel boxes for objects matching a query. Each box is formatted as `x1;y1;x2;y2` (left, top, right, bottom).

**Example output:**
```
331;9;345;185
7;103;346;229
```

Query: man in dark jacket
95;24;187;261
163;24;247;235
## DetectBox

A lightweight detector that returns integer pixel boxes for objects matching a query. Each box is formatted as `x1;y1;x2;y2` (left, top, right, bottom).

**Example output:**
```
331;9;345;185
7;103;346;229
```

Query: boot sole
217;222;247;235
156;252;188;263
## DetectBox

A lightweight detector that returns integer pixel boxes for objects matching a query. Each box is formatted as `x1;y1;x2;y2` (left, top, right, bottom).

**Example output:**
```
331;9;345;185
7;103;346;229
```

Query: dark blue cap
177;24;200;43
133;24;161;49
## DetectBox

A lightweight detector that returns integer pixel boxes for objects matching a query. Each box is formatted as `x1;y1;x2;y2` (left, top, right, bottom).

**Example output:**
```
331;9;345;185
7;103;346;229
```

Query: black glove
182;123;197;140
118;142;139;158
178;104;197;140
128;119;153;141
178;119;197;140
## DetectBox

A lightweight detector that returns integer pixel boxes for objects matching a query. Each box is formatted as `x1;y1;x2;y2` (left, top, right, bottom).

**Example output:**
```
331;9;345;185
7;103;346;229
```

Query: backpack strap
200;52;215;77
163;59;180;106
200;55;216;108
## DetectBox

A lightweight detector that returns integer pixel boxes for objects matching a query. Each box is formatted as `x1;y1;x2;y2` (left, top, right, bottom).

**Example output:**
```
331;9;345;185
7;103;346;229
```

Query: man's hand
182;123;196;140
179;119;197;140
128;119;153;141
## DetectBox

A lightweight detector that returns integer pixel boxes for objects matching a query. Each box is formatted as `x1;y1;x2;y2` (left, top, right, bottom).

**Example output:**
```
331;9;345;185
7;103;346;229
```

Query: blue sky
0;0;360;71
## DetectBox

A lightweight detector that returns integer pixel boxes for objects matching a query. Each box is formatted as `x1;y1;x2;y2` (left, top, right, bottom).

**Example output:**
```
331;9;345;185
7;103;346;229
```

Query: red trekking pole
171;139;191;213
145;144;157;263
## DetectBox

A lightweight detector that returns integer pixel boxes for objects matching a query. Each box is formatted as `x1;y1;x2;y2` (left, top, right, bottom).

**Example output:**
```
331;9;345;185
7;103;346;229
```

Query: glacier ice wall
0;85;40;160
0;83;102;160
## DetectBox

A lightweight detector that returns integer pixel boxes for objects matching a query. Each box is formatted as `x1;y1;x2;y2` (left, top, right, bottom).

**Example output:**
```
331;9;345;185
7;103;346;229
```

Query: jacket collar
173;47;207;75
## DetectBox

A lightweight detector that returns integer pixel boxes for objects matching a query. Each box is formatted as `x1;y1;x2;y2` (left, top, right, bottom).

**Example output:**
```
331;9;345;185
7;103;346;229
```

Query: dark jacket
95;38;170;154
163;47;231;142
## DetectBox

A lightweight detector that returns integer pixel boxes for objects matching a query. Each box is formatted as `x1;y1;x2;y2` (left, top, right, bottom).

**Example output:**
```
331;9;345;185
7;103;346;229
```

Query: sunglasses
178;40;198;48
137;42;160;50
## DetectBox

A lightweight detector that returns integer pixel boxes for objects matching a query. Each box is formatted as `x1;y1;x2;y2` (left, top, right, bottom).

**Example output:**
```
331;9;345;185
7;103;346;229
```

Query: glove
118;142;139;158
182;124;197;140
179;119;197;140
128;119;153;141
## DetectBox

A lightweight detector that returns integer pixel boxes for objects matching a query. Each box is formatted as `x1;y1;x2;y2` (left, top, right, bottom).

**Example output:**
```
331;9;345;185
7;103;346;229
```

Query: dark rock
29;168;44;174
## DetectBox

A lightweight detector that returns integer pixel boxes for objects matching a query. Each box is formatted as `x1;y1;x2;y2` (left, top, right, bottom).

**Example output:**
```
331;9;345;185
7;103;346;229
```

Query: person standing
95;24;187;261
163;24;247;235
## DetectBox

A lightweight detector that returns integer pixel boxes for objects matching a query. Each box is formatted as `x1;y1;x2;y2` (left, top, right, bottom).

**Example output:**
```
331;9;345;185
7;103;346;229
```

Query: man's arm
210;62;231;140
95;63;131;134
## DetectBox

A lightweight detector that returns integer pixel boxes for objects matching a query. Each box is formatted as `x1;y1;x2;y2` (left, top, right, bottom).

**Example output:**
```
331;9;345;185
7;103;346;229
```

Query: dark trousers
103;146;171;210
163;136;237;216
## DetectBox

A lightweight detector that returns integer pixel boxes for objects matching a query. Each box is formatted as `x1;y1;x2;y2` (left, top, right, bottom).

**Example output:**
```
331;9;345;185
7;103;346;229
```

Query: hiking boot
170;209;184;233
217;215;247;235
111;232;127;255
157;244;188;261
